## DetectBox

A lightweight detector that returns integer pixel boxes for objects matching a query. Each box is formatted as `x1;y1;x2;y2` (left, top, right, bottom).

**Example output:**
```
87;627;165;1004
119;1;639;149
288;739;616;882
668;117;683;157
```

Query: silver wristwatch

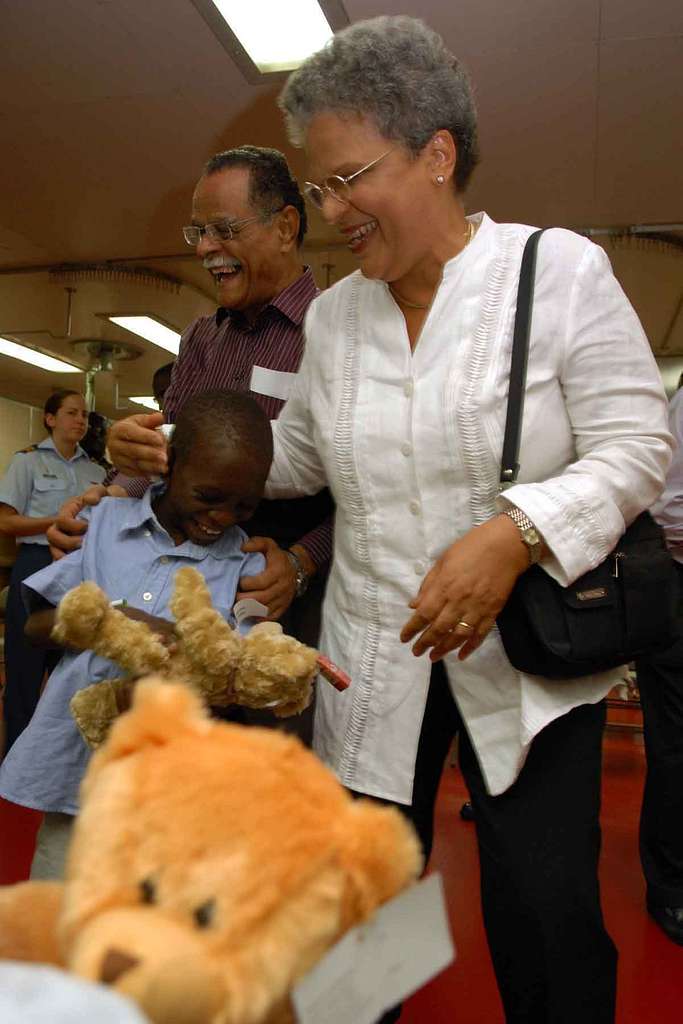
285;549;310;598
502;507;543;565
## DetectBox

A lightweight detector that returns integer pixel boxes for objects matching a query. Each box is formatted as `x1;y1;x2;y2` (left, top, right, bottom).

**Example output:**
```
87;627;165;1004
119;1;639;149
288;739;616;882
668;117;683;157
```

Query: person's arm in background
0;503;55;538
290;516;332;579
238;316;332;618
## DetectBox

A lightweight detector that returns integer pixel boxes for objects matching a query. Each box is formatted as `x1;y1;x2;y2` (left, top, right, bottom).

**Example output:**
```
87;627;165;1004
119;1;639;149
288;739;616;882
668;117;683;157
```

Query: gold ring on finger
457;620;475;632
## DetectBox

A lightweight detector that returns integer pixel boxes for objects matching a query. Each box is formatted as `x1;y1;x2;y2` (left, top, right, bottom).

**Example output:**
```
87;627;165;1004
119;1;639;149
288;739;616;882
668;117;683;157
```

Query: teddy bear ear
339;799;423;923
86;678;210;775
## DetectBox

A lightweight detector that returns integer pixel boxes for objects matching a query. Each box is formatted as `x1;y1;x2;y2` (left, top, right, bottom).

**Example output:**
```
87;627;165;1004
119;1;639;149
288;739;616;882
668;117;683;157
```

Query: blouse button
142;592;153;602
401;442;412;457
414;562;425;576
403;380;414;397
409;500;421;516
159;556;169;564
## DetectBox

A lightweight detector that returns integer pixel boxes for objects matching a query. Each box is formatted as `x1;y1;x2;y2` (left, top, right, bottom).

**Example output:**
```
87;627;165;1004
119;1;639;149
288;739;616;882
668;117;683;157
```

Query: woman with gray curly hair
268;16;671;1022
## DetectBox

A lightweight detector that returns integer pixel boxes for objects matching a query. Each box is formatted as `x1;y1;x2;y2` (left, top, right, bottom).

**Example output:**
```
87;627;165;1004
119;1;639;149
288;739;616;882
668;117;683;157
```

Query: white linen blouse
267;213;672;803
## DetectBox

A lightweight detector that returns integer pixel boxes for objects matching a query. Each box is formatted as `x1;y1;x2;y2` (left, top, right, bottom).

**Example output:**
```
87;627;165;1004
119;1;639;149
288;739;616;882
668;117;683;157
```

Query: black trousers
635;560;683;909
3;545;60;755
374;662;616;1024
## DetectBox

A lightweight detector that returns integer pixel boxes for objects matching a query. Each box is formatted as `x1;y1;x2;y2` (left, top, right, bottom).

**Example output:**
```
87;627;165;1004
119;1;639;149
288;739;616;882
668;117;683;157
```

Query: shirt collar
38;437;90;462
215;266;319;329
116;481;243;561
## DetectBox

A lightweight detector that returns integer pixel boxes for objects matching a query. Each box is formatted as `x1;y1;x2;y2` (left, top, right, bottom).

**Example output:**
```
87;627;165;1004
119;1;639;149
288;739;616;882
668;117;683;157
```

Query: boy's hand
107;413;166;477
122;607;177;651
47;485;130;560
237;537;300;620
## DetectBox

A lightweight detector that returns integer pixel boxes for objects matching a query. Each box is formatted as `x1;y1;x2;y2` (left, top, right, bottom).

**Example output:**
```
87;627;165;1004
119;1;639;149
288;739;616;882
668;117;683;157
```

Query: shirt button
401;442;412;457
159;556;169;564
403;380;414;397
143;530;151;538
409;500;421;516
142;592;153;602
414;561;426;576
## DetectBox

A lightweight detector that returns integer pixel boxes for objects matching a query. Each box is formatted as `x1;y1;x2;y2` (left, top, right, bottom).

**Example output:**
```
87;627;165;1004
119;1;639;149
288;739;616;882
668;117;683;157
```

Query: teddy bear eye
194;899;215;929
139;878;157;904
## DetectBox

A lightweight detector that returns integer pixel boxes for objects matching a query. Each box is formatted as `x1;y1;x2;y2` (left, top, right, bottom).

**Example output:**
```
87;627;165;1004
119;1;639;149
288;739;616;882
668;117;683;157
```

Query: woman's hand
107;412;166;477
237;538;314;621
47;485;131;560
400;515;531;661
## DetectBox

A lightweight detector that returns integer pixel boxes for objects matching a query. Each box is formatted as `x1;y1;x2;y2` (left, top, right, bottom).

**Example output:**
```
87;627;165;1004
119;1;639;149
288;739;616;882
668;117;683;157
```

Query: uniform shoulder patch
15;444;39;454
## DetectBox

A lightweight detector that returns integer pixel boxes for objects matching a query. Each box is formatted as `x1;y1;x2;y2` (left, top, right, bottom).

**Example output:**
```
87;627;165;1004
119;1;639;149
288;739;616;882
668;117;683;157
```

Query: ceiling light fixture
190;0;348;81
0;336;82;373
107;316;181;355
128;396;160;411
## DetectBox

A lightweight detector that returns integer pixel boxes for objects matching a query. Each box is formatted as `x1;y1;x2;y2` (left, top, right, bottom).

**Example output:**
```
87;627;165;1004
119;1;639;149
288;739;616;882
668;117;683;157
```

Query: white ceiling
0;0;681;414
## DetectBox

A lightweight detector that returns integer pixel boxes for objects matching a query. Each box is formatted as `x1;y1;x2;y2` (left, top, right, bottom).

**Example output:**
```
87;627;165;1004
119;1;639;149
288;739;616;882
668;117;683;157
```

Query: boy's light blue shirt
0;485;265;814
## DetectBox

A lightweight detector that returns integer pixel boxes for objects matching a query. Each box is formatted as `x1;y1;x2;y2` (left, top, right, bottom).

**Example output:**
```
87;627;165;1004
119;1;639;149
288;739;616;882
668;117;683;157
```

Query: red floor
1;728;680;1020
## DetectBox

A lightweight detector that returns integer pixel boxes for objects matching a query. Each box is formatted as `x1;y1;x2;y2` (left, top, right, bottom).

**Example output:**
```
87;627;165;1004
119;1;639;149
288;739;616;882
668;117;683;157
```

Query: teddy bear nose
100;947;141;984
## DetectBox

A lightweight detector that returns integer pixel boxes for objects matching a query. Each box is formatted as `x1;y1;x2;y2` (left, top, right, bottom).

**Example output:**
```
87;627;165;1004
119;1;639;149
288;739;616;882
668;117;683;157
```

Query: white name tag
250;365;297;401
292;873;455;1024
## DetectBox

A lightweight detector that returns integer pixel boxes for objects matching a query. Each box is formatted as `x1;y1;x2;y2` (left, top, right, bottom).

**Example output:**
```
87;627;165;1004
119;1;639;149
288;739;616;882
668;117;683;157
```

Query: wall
0;395;43;477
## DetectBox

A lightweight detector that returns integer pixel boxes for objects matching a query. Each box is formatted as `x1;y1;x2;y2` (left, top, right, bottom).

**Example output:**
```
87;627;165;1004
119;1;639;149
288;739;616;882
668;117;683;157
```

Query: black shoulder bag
495;230;679;678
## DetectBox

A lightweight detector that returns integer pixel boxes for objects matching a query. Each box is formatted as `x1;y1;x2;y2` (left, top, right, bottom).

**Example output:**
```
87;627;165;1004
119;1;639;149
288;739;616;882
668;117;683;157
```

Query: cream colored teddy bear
55;566;329;747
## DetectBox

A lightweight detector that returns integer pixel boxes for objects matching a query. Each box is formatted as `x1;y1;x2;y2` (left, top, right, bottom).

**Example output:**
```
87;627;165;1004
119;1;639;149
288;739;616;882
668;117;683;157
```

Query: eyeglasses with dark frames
182;206;284;247
303;149;394;210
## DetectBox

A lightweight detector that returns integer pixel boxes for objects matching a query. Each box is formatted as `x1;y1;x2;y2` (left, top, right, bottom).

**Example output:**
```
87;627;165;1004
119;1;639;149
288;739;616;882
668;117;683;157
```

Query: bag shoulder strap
500;228;546;488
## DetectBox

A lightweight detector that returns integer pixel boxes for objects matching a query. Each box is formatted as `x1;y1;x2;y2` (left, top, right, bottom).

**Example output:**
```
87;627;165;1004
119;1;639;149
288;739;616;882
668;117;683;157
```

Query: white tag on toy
156;423;175;442
151;423;175;482
292;873;455;1024
233;598;269;628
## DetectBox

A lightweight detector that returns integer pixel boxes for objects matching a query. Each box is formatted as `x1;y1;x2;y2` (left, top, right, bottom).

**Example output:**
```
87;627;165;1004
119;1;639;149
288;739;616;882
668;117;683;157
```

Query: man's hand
400;515;532;662
47;484;131;560
107;412;166;477
237;537;303;620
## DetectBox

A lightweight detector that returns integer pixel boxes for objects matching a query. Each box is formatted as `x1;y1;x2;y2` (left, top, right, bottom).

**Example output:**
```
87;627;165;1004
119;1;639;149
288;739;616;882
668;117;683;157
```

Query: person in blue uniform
0;390;106;753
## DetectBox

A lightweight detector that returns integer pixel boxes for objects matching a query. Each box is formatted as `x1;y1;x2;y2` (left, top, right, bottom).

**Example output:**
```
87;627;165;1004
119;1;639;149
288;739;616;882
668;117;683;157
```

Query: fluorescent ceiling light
0;336;82;373
128;396;160;411
108;316;181;355
209;0;333;72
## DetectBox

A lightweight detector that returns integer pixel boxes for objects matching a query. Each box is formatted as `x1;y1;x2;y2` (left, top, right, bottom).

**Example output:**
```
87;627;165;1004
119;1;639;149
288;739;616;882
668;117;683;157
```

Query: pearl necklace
389;221;476;310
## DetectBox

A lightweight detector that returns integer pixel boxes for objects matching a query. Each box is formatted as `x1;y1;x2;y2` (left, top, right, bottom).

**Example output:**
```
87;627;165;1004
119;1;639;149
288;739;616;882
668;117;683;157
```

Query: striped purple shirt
117;268;333;567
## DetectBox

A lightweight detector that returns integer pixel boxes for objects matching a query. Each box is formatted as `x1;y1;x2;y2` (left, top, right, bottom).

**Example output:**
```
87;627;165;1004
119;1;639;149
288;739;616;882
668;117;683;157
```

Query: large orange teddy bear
0;680;422;1024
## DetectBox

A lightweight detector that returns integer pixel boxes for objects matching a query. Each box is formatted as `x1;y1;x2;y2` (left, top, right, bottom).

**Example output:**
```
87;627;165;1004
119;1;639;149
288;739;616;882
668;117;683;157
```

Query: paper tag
292;873;455;1024
151;424;175;482
233;598;269;627
250;365;297;401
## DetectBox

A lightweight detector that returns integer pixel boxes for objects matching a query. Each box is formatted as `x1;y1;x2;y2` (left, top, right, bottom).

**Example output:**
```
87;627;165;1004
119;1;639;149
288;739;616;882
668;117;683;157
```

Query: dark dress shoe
648;902;683;945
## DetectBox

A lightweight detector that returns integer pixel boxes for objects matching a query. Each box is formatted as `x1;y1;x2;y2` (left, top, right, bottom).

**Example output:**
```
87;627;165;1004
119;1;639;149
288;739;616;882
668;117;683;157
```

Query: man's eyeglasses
303;149;393;210
182;207;283;247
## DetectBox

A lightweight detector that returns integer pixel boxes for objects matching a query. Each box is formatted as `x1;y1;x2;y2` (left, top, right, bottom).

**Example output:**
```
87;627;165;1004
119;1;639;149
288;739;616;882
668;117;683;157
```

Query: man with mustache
49;148;331;740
